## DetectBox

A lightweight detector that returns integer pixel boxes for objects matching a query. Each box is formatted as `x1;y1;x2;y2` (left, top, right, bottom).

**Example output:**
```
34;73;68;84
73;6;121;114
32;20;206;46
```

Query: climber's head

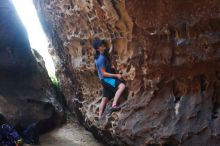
93;38;106;53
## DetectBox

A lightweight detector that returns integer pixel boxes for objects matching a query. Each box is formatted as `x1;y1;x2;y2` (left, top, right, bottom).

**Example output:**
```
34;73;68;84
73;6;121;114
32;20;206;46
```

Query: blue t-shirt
95;54;105;79
95;54;116;87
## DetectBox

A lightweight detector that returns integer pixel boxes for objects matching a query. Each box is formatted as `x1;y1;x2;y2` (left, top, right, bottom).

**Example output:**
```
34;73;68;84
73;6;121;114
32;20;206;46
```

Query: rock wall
0;0;64;133
34;0;220;145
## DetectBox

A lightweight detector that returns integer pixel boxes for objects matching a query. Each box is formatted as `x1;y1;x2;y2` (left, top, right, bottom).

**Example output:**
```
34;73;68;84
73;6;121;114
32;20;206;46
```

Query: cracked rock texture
34;0;220;145
0;0;65;133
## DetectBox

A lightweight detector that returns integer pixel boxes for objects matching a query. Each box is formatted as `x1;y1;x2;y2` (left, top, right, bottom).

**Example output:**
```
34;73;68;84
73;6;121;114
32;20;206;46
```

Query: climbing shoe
111;105;121;112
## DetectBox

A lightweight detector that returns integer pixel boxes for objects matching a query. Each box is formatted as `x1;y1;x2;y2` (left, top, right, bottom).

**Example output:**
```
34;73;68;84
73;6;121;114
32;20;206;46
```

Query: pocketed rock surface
33;0;220;145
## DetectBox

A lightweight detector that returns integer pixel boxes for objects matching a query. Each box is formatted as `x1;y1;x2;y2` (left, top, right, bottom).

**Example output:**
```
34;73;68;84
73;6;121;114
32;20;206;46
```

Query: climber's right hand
115;74;122;79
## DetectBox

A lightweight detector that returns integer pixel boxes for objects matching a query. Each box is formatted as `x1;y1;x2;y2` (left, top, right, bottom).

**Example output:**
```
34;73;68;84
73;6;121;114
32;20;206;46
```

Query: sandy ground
24;121;103;146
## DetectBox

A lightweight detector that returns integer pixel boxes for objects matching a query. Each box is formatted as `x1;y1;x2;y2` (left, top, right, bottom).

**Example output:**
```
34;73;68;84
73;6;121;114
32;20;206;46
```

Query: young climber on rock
93;38;126;119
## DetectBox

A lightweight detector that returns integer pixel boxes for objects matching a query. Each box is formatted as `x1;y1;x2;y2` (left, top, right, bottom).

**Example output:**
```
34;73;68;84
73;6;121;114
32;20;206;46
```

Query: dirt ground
24;121;103;146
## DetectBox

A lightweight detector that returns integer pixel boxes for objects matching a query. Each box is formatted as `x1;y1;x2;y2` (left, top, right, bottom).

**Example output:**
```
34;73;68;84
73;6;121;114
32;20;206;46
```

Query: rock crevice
0;0;65;134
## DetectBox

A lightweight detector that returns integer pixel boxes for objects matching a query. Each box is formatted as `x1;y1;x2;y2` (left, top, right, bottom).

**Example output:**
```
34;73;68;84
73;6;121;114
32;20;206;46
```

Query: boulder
0;0;65;133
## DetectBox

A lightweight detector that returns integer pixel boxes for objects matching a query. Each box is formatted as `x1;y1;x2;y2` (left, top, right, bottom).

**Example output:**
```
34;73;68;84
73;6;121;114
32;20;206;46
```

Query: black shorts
101;78;124;99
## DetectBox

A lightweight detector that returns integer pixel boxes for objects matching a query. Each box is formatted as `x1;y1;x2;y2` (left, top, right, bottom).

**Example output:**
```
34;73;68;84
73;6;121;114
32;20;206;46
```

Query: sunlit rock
0;0;65;133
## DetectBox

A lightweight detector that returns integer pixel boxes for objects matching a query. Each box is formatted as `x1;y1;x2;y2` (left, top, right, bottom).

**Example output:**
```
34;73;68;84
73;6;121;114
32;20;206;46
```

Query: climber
93;38;126;119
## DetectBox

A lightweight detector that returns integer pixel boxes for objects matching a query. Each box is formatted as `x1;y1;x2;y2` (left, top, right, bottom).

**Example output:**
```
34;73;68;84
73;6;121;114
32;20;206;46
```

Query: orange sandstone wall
34;0;220;145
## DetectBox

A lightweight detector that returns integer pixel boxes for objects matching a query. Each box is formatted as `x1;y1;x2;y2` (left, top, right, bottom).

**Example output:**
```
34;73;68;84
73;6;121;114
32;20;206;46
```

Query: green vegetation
50;75;60;89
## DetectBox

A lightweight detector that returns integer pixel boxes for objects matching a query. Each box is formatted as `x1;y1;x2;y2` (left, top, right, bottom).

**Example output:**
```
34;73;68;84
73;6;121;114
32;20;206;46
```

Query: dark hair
94;50;100;60
93;38;103;60
94;48;110;61
103;48;111;64
93;39;105;50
